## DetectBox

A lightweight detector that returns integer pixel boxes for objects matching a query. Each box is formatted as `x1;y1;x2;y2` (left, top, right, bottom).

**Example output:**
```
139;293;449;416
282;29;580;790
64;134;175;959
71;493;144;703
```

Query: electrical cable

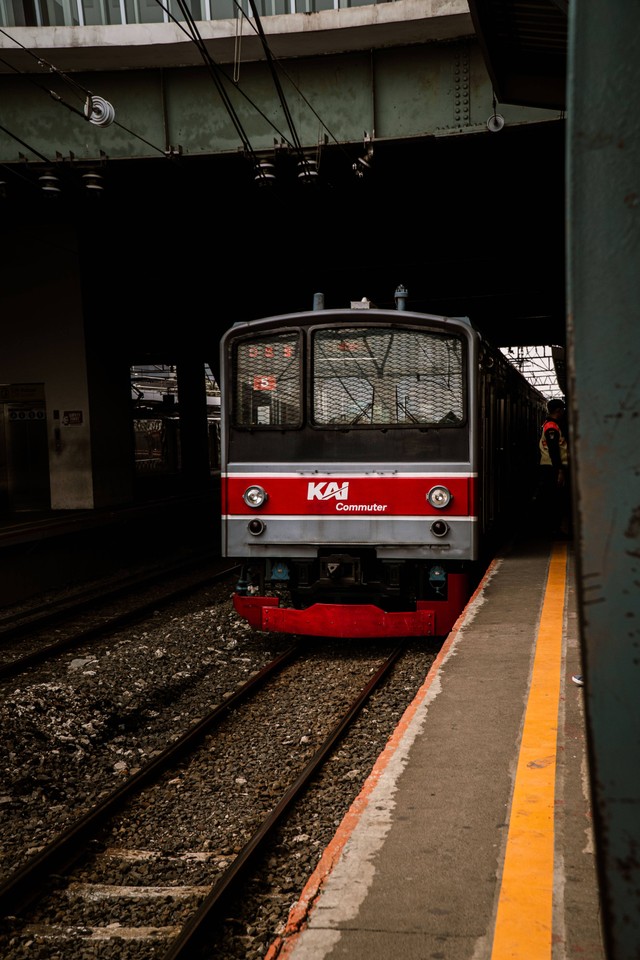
0;27;93;103
1;16;339;157
152;0;295;151
0;53;87;123
0;14;355;185
244;0;306;163
0;159;43;187
0;39;168;155
161;0;323;185
156;0;359;186
0;23;281;197
265;59;346;155
165;0;264;169
240;0;343;183
229;0;357;166
0;121;51;163
0;30;266;197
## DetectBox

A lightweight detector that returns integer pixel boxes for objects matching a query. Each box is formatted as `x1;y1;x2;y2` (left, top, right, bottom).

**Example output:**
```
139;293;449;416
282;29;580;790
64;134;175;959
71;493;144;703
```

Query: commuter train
220;288;546;639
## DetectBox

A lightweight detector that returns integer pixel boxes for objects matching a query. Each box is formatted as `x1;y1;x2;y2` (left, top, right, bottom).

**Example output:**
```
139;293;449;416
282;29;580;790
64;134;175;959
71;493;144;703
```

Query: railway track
0;555;240;680
0;642;410;960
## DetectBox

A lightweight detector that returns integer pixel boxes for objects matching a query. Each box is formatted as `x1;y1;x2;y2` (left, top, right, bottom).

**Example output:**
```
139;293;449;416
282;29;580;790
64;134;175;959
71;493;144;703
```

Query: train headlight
427;485;452;509
243;485;268;508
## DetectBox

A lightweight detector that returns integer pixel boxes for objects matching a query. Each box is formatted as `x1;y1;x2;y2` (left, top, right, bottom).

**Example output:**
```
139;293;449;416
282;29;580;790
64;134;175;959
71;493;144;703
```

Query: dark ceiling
467;0;568;111
4;118;564;359
3;10;568;359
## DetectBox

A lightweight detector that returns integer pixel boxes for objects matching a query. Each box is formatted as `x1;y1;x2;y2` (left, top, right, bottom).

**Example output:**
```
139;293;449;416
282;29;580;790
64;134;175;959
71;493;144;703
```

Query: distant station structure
500;344;565;399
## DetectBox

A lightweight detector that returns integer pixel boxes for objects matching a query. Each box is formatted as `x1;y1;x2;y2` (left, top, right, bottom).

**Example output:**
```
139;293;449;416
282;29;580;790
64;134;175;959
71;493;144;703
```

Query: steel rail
0;563;241;680
0;554;234;639
0;644;298;917
162;643;406;960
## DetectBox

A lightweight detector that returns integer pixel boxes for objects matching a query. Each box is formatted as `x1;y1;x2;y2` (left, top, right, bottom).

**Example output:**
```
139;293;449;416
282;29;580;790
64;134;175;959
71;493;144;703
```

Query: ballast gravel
0;579;440;960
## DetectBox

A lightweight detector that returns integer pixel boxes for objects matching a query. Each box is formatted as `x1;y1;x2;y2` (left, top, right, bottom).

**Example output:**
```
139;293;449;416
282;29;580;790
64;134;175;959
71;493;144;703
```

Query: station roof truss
501;343;565;398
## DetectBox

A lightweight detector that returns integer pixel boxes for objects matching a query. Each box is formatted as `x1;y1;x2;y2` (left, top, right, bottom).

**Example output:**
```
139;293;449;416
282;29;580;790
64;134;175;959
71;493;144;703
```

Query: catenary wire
0;27;93;103
1;17;340;156
228;0;355;165
0;39;169;156
0;18;354;181
152;0;296;151
245;0;307;164
162;0;264;169
153;0;355;181
0;121;51;163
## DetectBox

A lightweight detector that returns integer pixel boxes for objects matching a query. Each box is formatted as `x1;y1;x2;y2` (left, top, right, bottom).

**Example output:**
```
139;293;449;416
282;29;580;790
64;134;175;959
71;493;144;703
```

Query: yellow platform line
490;542;567;960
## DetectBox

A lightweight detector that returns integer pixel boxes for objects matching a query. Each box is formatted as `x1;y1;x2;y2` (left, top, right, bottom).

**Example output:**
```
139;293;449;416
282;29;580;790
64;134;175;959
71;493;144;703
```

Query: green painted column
567;5;640;958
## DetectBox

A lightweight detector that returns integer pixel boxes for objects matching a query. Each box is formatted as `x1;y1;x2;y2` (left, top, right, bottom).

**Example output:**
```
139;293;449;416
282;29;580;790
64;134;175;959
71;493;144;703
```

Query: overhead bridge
0;1;561;168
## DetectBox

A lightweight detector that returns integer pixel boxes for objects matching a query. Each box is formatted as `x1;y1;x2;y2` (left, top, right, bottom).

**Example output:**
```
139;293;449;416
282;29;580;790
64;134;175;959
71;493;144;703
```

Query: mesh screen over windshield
233;332;302;427
313;327;465;426
231;325;465;428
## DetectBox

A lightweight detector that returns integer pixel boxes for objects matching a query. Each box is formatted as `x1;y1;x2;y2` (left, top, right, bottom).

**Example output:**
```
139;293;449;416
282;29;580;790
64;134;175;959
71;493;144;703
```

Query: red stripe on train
223;476;475;517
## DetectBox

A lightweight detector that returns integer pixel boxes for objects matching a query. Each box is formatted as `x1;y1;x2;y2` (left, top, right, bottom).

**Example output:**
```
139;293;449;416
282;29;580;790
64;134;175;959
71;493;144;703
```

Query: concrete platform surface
265;538;606;960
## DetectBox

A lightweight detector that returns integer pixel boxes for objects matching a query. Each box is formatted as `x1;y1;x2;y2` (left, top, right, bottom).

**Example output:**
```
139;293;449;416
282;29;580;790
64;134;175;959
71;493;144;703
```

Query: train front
220;304;478;639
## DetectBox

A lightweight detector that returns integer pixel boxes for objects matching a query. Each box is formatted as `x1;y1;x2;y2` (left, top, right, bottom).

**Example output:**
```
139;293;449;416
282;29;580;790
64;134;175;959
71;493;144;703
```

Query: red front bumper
233;573;469;638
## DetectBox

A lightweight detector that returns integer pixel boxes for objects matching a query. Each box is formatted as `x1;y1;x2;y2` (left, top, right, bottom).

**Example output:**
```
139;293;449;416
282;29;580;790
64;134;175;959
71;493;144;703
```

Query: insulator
85;96;116;128
297;158;319;184
39;173;61;196
82;172;105;194
254;161;276;186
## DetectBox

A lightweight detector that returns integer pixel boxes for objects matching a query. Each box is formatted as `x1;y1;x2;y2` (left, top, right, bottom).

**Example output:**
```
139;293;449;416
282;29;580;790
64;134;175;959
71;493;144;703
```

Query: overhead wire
153;0;295;151
156;0;267;173
0;54;87;122
154;0;355;182
264;58;346;155
0;11;359;187
245;0;307;165
229;0;357;181
0;121;51;163
0;32;169;156
0;25;269;198
0;27;93;103
0;17;300;199
229;0;356;164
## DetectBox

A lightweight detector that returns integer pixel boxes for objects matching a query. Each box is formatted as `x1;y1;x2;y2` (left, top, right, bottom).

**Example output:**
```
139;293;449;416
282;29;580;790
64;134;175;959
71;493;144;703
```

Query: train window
232;331;302;428
312;327;465;427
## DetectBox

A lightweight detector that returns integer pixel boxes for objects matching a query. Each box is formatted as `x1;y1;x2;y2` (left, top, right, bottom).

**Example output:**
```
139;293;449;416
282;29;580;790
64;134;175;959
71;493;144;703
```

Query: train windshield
232;331;303;428
313;327;465;427
230;325;465;429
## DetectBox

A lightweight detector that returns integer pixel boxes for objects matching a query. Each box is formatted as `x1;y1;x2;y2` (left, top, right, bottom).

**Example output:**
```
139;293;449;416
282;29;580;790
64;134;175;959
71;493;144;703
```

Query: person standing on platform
538;398;571;538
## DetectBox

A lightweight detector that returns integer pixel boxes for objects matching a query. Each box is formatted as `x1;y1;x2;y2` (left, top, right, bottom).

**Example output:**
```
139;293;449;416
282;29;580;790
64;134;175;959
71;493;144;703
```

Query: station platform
266;536;607;960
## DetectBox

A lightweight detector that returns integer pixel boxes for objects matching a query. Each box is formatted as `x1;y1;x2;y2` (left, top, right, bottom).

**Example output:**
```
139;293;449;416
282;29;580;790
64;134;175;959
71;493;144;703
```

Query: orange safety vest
539;418;568;466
